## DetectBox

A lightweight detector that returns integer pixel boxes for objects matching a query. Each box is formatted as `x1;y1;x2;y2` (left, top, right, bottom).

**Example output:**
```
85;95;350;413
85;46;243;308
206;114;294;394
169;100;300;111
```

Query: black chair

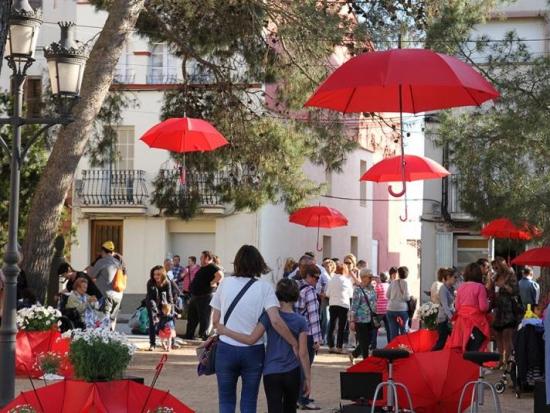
458;352;502;413
370;349;414;413
339;372;382;412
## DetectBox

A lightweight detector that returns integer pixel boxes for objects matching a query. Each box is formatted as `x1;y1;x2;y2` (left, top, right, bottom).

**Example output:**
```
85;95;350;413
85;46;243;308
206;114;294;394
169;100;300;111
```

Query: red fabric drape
445;305;491;352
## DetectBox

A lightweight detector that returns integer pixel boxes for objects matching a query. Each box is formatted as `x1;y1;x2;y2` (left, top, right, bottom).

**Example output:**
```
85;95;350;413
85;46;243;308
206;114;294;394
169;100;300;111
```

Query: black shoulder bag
197;278;257;376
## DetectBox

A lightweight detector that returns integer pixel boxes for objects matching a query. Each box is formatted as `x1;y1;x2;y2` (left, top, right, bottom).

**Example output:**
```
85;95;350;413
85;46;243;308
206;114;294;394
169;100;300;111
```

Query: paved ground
14;336;535;412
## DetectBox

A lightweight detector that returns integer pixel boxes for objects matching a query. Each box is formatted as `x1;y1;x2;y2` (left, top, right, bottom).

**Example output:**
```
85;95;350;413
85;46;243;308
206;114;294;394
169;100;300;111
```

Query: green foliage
68;329;134;381
87;90;139;167
0;93;49;253
436;31;550;242
36;351;63;375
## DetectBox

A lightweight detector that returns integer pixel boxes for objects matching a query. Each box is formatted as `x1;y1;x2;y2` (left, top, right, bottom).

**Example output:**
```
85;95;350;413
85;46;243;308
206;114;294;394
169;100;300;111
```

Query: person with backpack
88;241;125;330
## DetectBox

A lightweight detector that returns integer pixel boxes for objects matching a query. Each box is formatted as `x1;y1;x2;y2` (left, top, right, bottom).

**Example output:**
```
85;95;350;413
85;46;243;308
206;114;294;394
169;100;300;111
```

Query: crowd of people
1;238;543;413
430;257;541;367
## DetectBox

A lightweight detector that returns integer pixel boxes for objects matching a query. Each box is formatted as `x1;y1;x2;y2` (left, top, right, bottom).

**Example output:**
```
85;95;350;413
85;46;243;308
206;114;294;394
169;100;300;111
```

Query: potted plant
417;301;440;330
35;351;64;382
64;328;136;381
16;305;61;332
8;405;36;413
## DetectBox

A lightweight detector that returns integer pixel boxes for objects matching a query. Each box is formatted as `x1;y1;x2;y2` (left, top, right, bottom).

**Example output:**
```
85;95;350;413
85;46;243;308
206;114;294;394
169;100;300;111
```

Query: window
454;236;491;271
322;235;332;258
360;160;367;207
350;236;358;258
148;43;178;84
24;77;42;117
114;42;134;84
115;126;135;170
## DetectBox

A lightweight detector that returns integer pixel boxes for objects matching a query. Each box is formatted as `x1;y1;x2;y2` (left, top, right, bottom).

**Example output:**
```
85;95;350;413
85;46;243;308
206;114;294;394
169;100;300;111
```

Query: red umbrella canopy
512;247;550;267
0;379;195;413
481;218;539;240
140;117;229;153
304;48;499;113
289;205;348;228
360;154;450;183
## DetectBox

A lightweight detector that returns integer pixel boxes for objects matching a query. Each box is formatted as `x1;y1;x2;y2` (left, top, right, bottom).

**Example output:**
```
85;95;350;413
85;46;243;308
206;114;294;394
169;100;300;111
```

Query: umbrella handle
399;200;408;222
316;225;323;252
388;180;407;197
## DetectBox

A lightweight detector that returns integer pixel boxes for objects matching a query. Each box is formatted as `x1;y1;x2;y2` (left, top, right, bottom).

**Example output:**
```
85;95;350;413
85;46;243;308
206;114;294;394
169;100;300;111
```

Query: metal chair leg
370;381;401;413
457;381;477;413
395;382;415;411
480;381;502;413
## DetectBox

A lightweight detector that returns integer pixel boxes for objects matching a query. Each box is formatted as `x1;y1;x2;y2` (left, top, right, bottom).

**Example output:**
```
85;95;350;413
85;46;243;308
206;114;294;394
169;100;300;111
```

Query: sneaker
299;402;321;410
171;343;181;350
328;347;337;354
147;345;156;352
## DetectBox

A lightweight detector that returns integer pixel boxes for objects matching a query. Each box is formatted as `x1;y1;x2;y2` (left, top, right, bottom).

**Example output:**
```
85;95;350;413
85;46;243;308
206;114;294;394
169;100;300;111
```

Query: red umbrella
304;48;499;114
480;218;538;240
289;205;348;251
512;247;550;267
385;329;439;353
347;349;478;413
304;48;499;217
1;379;195;413
360;154;449;190
140;117;228;153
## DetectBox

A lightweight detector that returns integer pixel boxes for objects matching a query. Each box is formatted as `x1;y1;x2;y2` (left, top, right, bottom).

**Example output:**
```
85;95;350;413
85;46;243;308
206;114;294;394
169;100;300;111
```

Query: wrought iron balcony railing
146;73;180;84
155;169;224;207
76;169;149;207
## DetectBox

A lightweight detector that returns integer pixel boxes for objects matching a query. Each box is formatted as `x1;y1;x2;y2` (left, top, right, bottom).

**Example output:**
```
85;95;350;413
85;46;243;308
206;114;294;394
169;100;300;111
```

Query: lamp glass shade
6;21;40;57
47;58;86;95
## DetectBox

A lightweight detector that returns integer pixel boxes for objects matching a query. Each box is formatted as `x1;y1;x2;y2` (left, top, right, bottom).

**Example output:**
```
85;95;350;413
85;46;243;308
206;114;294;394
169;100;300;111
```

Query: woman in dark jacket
146;265;174;351
489;257;521;366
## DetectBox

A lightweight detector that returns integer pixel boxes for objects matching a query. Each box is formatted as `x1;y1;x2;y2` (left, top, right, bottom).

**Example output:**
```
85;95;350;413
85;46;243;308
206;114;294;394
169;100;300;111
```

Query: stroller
494;320;544;398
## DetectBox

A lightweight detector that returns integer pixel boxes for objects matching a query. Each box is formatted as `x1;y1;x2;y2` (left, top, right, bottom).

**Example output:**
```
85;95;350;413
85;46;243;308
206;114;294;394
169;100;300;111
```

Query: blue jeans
216;340;265;413
386;310;409;342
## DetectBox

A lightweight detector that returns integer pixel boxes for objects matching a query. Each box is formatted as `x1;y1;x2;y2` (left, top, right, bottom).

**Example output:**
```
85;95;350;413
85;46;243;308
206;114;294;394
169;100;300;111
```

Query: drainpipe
441;142;452;223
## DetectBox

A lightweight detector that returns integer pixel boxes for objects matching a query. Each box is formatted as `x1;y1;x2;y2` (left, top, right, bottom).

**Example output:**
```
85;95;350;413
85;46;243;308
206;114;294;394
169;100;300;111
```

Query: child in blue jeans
217;279;311;413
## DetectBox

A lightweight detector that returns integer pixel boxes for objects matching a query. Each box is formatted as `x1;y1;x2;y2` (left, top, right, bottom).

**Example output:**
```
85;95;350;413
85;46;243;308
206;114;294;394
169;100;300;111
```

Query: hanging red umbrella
140;117;229;153
512;247;550;267
1;379;195;413
304;48;499;222
304;48;499;114
480;218;539;241
360;154;449;185
289;205;348;251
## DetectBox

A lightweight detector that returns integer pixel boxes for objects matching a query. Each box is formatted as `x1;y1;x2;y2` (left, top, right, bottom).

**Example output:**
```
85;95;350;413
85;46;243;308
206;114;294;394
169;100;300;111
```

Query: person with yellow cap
88;240;125;329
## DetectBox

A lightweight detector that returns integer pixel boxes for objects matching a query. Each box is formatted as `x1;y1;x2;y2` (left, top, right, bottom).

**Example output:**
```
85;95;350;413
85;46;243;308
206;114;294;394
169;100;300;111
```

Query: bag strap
359;286;376;314
223;278;257;325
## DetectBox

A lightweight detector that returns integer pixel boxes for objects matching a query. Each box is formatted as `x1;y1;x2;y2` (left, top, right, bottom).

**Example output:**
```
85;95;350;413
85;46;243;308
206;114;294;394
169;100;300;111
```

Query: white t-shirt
210;276;280;347
326;275;354;308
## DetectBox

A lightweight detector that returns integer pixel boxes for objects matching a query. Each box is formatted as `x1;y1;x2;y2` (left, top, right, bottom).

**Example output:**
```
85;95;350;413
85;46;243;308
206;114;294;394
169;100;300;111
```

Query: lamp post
0;0;88;407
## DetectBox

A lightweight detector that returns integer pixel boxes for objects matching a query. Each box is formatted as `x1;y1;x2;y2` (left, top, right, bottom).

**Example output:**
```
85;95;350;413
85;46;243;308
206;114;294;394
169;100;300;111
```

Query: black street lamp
0;0;88;407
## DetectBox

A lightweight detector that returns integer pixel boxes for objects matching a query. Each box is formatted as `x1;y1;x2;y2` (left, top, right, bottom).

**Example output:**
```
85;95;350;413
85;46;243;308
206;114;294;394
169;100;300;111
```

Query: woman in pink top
374;272;391;345
447;262;490;352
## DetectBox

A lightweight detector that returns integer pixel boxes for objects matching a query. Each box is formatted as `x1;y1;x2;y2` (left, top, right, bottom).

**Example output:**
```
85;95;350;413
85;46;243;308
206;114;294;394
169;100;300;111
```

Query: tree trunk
21;0;145;301
0;0;12;76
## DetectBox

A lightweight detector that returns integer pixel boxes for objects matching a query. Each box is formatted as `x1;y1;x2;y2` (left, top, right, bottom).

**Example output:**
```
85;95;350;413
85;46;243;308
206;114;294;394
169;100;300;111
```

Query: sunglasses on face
344;261;353;265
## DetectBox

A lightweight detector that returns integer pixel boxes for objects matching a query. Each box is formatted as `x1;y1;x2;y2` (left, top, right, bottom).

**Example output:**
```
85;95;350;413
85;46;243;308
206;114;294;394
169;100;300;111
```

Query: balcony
113;69;136;84
146;74;180;84
154;169;226;215
75;169;149;214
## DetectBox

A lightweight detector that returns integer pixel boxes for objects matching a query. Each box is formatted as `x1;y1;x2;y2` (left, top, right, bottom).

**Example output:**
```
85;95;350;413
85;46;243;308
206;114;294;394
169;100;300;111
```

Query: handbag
359;287;381;329
398;280;417;318
197;278;257;376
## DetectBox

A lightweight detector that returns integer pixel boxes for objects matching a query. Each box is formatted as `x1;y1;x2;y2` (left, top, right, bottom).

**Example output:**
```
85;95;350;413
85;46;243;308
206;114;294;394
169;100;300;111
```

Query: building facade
419;0;549;295
1;0;424;311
